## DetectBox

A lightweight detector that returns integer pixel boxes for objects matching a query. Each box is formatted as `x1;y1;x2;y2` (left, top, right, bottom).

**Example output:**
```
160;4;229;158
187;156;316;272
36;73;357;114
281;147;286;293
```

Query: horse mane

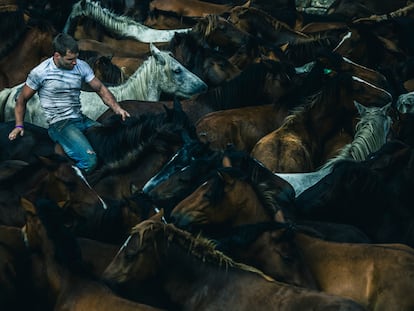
86;113;185;180
130;221;275;281
64;0;190;42
192;14;226;38
89;98;196;180
321;105;391;169
104;53;163;100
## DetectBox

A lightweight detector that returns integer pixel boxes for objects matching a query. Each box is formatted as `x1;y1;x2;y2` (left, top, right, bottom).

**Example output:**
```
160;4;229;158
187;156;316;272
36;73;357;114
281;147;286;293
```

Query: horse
294;139;414;247
332;20;412;79
102;219;367;310
167;149;372;243
327;0;409;19
148;0;234;18
87;98;199;200
1;96;198;199
192;54;389;154
215;220;414;310
275;100;393;197
63;0;191;42
250;68;392;173
0;153;106;227
0;0;26;55
0;223;34;310
0;19;56;90
1;43;208;128
20;197;165;311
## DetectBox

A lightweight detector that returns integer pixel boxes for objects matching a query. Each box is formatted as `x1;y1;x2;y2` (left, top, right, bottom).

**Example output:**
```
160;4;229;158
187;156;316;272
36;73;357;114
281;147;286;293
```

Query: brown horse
250;69;392;173
0;19;55;90
21;198;165;311
166;154;414;310
102;219;367;311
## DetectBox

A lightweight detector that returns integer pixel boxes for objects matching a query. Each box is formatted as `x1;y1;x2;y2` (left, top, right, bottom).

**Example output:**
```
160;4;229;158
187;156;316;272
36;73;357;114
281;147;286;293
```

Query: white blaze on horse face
72;165;107;210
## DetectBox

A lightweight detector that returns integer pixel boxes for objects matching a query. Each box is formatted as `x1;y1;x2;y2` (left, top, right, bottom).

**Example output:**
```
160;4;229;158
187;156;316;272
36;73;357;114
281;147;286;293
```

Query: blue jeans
48;116;101;173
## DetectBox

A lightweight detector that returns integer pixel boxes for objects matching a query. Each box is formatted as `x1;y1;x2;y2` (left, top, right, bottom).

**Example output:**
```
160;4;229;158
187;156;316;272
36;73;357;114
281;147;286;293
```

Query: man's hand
8;127;24;140
115;107;131;121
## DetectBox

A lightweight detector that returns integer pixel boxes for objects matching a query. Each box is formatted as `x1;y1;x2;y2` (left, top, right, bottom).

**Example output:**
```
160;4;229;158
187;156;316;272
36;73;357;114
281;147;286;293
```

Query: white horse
1;43;207;128
275;101;392;197
63;0;191;43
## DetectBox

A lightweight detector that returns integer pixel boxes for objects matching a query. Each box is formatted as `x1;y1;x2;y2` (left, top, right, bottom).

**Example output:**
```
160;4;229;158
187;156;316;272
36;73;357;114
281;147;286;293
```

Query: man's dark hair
52;33;79;56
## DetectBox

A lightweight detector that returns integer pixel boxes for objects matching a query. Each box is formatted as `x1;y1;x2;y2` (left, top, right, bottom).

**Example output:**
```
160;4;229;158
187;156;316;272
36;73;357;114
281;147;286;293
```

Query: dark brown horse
169;31;241;87
0;19;56;90
294;139;414;247
21;197;165;311
102;219;367;311
0;154;106;227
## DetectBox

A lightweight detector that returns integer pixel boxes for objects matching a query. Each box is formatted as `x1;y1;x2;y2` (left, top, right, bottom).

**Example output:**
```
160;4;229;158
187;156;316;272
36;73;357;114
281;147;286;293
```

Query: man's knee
78;149;98;173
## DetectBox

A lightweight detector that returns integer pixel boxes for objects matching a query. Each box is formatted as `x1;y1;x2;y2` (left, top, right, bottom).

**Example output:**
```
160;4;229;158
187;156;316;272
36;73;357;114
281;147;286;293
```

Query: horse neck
78;1;147;38
34;230;71;300
158;239;250;304
108;56;160;101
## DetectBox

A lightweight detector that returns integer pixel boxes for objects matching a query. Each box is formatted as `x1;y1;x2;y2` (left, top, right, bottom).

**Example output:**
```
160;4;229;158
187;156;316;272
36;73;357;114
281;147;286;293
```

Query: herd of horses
1;0;414;310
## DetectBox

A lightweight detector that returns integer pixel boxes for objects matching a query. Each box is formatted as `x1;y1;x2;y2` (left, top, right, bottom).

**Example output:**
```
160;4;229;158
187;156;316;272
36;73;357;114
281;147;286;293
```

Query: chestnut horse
102;219;367;310
21;198;164;311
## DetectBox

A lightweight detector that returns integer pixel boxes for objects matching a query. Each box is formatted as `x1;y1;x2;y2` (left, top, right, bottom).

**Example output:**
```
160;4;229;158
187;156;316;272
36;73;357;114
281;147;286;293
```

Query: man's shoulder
31;57;54;75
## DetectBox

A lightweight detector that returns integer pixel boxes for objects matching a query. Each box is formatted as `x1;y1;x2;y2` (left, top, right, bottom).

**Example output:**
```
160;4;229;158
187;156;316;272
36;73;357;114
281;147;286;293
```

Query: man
8;33;130;173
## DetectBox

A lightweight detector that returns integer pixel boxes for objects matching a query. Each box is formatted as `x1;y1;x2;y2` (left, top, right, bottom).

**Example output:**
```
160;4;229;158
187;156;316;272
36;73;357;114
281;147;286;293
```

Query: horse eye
173;68;182;74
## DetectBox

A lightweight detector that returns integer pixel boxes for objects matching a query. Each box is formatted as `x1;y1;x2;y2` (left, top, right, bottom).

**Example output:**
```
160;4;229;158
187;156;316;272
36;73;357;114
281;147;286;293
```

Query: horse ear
150;43;166;66
241;0;251;8
222;155;232;167
21;197;36;214
354;100;367;115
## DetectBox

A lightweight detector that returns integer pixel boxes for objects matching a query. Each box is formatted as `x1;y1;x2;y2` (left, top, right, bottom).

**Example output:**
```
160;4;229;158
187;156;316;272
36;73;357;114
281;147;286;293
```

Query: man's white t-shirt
26;57;95;125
